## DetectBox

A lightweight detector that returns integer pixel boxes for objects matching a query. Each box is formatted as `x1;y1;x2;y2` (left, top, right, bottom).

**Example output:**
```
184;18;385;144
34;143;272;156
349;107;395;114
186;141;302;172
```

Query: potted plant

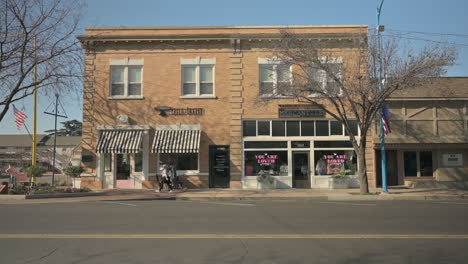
328;169;351;189
64;166;84;189
256;170;275;190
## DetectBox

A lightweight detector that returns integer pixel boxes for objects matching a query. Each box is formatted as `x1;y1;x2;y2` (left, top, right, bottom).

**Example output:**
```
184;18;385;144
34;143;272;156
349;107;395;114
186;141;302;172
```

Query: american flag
381;104;391;135
13;105;27;130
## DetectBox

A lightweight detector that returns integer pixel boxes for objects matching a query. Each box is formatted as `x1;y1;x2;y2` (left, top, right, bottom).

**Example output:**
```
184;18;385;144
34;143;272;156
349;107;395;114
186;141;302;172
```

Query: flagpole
32;36;38;183
377;0;388;193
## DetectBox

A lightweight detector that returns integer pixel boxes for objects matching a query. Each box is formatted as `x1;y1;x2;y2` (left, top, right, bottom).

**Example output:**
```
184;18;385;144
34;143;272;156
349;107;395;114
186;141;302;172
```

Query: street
1;199;468;263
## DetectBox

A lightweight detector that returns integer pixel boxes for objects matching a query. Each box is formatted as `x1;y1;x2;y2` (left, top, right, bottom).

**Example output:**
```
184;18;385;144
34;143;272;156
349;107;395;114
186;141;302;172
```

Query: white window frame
309;57;343;97
258;57;292;97
180;57;216;98
109;58;144;99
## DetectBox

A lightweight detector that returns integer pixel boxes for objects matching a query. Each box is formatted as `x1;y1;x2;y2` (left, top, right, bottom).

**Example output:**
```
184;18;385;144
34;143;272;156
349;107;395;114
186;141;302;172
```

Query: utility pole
377;0;388;193
44;94;67;186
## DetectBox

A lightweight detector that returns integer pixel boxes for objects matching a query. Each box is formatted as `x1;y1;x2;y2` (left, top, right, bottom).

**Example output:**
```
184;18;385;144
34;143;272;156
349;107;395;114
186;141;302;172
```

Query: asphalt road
1;199;468;263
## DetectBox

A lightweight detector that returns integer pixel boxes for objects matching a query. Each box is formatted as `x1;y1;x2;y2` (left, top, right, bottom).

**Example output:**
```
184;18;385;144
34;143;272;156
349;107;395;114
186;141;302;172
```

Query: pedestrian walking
159;164;173;192
170;164;183;190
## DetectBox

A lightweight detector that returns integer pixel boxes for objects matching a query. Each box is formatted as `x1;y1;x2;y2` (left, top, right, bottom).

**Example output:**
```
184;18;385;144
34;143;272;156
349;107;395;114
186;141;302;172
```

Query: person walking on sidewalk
170;164;183;190
159;164;173;192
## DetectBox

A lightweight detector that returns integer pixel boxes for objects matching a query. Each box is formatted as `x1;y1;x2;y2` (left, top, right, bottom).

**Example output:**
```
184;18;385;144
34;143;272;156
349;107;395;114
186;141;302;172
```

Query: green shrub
26;166;47;179
64;166;84;178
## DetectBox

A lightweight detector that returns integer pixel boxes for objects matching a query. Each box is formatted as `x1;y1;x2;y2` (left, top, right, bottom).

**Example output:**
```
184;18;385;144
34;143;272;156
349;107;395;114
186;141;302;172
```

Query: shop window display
244;151;288;176
160;153;198;171
314;150;357;176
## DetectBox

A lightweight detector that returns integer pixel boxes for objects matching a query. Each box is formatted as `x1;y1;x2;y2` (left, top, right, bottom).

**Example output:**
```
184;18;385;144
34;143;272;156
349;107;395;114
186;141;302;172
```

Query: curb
25;192;106;199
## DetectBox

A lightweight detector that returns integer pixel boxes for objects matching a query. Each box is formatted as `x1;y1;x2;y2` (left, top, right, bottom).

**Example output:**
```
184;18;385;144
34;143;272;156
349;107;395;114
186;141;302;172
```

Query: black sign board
209;145;230;188
279;108;325;118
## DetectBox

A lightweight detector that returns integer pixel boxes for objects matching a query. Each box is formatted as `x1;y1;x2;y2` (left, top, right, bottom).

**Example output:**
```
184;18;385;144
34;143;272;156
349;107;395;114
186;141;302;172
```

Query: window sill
259;94;294;99
180;95;217;99
108;96;144;100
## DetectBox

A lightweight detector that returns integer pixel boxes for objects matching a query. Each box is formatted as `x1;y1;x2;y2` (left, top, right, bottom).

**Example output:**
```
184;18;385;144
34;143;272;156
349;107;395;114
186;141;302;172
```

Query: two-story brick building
78;25;468;190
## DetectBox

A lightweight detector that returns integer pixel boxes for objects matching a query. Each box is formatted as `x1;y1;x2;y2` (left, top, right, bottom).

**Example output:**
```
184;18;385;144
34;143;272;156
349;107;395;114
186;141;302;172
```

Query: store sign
279;108;325;118
442;153;463;167
256;154;279;164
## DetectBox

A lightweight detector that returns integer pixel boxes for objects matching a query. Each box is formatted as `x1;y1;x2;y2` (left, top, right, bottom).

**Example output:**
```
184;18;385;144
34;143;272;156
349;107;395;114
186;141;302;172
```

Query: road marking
0;234;467;239
201;202;256;207
98;201;138;207
432;202;468;205
315;201;376;206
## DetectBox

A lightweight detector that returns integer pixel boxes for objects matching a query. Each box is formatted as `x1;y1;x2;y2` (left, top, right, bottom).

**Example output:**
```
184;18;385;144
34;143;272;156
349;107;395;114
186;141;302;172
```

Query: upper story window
309;57;342;96
258;58;291;96
109;58;143;98
181;57;216;98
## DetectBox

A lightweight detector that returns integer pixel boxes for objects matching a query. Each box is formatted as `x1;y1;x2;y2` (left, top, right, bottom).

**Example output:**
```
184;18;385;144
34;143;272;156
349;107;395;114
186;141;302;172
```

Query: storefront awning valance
96;130;143;153
152;125;200;153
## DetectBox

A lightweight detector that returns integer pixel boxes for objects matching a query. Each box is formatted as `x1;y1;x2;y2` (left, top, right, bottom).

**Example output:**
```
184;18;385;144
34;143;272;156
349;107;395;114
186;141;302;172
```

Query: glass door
115;154;133;188
292;152;310;188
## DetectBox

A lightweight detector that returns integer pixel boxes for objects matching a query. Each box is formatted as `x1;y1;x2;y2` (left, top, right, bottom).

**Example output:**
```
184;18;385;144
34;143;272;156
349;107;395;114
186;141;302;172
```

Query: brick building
78;25;468;190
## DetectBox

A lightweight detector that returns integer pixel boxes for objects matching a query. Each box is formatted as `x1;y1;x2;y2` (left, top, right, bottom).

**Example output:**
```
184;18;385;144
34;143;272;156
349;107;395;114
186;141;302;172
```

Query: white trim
110;65;143;98
155;123;200;130
180;95;217;99
97;125;151;130
181;64;215;97
109;58;144;66
180;57;216;65
258;57;285;64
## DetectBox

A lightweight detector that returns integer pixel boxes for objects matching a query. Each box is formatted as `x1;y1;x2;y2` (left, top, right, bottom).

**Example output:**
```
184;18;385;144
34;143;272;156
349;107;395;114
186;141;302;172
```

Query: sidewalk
1;187;467;204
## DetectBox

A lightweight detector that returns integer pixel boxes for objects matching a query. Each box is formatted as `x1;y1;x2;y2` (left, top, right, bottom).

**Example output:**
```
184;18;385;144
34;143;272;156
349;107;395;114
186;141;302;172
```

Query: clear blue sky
1;0;467;134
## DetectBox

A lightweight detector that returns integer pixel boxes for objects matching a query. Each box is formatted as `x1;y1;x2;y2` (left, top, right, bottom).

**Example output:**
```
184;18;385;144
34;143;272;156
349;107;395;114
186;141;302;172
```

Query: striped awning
152;129;200;153
96;130;143;153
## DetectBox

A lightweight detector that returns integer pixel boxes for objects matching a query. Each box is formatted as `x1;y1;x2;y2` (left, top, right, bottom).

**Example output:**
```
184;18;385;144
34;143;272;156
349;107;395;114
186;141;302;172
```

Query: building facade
78;25;468;190
375;78;468;187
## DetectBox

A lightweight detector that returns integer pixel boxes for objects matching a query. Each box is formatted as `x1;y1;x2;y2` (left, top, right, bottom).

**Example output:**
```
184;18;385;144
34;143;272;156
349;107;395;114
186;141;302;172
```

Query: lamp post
377;0;388;193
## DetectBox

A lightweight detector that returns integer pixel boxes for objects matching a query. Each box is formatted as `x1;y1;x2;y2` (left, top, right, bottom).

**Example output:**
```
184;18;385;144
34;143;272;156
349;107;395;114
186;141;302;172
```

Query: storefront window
104;154;112;172
344;120;359;136
272;121;286;136
301;121;314;136
316;121;329;136
420;152;433;176
314;150;357;176
160;153;198;170
244;151;288;176
286;121;300;136
330;120;343;135
134;152;143;172
404;152;417;177
243;121;256;136
245;141;287;148
258;121;270;136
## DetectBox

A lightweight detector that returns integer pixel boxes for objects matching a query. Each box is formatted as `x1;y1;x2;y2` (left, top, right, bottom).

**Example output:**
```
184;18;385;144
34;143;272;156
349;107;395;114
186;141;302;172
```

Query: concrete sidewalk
1;187;468;204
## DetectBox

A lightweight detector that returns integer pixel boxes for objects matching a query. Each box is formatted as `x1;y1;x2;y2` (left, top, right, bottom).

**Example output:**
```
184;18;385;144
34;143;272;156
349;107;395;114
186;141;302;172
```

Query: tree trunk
357;147;369;194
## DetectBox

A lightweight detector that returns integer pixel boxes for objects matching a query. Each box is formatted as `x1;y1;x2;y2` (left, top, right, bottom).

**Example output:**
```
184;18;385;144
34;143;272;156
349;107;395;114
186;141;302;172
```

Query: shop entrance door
115;154;133;188
293;152;310;188
376;150;399;186
209;145;230;188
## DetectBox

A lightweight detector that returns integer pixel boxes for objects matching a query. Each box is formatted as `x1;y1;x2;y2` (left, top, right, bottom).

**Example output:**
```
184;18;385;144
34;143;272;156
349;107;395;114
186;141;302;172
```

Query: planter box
328;177;350;189
72;178;81;189
257;181;275;190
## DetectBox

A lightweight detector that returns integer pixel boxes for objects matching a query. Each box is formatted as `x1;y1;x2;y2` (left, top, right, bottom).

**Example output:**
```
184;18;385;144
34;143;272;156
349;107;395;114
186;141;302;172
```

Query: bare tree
0;0;83;123
270;30;456;194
